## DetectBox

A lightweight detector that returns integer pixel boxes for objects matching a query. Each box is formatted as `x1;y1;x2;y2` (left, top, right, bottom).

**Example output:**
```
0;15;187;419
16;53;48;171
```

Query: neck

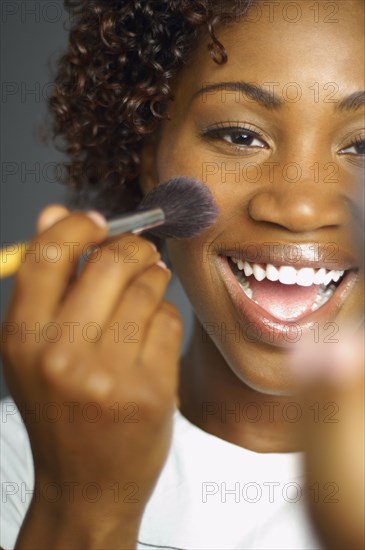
178;318;305;453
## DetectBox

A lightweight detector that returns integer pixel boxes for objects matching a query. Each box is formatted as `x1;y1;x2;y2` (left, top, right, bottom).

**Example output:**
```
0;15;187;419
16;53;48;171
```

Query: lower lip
217;256;359;347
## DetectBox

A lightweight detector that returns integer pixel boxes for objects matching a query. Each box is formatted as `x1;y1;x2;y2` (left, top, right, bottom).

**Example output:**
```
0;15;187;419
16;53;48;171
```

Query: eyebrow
335;91;365;112
192;81;365;113
191;81;283;110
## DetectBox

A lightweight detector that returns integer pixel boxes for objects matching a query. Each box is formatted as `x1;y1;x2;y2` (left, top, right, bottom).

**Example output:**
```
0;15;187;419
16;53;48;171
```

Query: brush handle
0;242;28;278
107;208;164;236
0;208;165;278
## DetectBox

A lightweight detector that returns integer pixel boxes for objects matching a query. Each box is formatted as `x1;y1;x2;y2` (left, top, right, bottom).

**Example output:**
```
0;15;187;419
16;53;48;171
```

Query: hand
1;205;182;548
290;328;364;550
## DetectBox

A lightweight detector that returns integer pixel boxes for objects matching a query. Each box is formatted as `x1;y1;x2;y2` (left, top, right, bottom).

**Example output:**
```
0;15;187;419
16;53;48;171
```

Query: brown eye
229;131;265;147
340;139;365;156
203;126;267;149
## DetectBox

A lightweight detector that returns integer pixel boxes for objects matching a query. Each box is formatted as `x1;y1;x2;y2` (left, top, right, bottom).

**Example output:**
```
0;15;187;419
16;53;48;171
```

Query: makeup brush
0;177;218;278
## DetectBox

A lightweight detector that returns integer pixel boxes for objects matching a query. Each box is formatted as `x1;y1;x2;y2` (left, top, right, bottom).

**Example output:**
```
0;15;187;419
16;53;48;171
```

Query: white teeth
239;282;253;298
313;268;326;285
229;256;347;313
230;257;345;287
311;286;334;312
310;282;336;312
278;266;297;285
331;269;344;283
240;279;250;289
266;264;279;281
253;264;266;282
296;267;315;287
324;270;334;286
243;261;253;277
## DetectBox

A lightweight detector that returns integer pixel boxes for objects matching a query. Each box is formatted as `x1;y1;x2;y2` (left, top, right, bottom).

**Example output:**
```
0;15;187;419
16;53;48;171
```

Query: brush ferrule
107;208;165;237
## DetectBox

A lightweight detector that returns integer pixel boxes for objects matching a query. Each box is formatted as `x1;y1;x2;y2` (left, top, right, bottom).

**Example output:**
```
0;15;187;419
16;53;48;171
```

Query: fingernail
86;210;107;228
148;241;158;253
157;260;168;270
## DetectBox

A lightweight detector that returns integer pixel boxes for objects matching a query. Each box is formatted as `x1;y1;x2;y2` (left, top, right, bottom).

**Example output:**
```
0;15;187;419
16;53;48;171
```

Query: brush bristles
137;177;219;239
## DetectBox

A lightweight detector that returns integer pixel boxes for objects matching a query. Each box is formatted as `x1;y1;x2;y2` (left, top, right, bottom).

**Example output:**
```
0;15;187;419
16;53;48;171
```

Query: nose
248;174;347;233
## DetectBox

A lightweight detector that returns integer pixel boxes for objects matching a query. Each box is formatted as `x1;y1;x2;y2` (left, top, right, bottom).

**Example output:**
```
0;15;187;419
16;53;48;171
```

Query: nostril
248;191;345;232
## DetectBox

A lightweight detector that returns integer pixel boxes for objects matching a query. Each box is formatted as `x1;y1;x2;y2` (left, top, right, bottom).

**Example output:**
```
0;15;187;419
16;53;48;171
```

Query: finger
100;263;171;365
136;302;182;396
36;205;70;234
37;206;78;293
39;345;115;402
10;212;108;330
289;326;364;386
56;236;161;333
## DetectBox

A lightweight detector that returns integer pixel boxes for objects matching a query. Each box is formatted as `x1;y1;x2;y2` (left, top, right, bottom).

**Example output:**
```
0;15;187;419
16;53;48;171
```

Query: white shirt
0;398;322;549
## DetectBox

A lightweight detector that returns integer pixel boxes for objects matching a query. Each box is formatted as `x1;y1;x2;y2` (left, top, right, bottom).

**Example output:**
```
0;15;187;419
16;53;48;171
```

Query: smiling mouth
227;256;353;322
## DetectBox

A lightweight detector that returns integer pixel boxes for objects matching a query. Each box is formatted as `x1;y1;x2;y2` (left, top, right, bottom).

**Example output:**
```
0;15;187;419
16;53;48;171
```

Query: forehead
174;0;364;99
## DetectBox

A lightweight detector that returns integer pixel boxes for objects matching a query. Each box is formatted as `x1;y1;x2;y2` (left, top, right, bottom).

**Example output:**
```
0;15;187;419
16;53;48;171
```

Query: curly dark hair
49;0;254;216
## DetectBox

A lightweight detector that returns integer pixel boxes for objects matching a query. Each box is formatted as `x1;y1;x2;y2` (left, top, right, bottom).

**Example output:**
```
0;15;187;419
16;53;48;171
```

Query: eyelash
199;122;365;157
199;121;269;151
339;134;365;156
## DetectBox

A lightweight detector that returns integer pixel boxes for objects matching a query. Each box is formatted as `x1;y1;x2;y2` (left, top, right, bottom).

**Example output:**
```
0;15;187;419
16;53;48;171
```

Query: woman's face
145;0;364;395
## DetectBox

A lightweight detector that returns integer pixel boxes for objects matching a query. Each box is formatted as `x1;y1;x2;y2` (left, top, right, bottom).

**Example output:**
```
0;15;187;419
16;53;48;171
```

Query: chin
220;341;305;397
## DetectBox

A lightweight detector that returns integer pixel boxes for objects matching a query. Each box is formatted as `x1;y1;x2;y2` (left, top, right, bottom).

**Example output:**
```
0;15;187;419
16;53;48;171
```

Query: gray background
0;0;193;398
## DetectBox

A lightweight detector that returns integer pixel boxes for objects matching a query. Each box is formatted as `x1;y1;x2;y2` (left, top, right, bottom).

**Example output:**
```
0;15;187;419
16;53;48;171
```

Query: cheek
166;238;212;299
155;120;200;182
166;236;227;338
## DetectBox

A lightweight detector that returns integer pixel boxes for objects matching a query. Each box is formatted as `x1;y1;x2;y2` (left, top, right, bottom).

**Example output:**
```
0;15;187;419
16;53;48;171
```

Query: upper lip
216;242;358;272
